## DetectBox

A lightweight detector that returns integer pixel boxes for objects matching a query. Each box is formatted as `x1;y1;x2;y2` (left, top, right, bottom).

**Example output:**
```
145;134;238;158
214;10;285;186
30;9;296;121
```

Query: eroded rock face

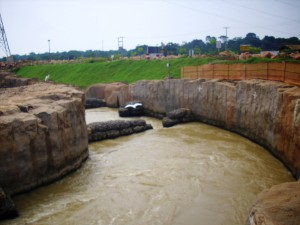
245;181;300;225
0;75;88;196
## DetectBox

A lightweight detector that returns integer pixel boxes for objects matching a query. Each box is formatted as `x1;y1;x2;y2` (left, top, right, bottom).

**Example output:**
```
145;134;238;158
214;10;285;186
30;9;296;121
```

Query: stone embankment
0;72;88;219
88;120;153;142
86;78;300;225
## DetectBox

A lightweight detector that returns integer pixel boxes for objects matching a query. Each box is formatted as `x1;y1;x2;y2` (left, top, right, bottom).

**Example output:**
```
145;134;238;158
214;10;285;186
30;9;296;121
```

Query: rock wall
87;79;300;179
0;74;88;196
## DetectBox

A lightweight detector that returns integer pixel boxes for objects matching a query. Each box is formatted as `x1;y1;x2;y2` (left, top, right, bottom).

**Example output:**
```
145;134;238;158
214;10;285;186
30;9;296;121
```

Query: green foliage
210;37;217;46
179;46;188;55
249;46;262;54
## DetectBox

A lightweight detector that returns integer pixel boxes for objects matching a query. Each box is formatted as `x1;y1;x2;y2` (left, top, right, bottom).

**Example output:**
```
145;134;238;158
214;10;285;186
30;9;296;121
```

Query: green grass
15;57;222;88
15;57;299;88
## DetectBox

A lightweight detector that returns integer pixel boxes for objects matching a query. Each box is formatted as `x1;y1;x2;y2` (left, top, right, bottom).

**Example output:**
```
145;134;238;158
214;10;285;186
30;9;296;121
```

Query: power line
273;0;300;9
161;0;299;37
224;0;300;23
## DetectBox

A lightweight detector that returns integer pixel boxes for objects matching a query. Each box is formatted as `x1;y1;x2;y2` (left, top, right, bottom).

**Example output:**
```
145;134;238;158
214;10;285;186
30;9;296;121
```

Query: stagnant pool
2;108;294;225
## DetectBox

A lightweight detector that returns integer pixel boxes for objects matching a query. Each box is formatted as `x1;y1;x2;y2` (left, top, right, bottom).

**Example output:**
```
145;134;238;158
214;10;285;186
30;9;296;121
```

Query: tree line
2;33;300;62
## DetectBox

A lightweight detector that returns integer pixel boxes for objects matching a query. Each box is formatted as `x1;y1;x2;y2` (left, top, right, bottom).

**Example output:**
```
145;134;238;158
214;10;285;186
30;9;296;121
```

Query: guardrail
181;62;300;86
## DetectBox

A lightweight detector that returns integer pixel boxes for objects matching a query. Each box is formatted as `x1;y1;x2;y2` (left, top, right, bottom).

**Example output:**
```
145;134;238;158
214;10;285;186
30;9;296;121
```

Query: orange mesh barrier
181;62;300;86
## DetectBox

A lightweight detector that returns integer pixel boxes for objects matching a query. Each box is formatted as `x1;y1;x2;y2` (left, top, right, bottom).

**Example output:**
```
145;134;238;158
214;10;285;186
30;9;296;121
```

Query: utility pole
223;27;230;51
117;36;125;57
0;13;13;62
48;39;51;62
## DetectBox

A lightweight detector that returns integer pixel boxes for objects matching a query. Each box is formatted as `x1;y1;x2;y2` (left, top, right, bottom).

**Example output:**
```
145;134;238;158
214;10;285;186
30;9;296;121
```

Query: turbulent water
2;108;294;225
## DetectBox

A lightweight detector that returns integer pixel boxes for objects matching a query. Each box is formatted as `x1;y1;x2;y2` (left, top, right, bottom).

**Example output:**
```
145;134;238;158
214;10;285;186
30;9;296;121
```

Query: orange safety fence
181;62;300;86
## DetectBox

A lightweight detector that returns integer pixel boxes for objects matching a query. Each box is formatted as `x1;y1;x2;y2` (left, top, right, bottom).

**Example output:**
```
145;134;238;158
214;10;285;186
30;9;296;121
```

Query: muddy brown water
2;108;294;225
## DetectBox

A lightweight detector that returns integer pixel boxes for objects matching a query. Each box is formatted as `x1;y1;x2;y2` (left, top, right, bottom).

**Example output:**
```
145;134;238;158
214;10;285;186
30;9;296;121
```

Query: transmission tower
0;13;13;62
117;36;125;50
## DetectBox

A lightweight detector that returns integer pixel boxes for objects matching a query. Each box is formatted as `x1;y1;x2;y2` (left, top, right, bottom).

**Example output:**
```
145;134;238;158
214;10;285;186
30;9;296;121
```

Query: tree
261;36;277;50
137;47;144;55
194;48;201;55
179;46;188;55
219;35;228;43
244;32;261;47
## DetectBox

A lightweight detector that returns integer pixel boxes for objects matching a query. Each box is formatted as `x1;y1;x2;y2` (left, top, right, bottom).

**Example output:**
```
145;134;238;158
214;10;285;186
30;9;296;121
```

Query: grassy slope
16;58;217;88
16;57;294;88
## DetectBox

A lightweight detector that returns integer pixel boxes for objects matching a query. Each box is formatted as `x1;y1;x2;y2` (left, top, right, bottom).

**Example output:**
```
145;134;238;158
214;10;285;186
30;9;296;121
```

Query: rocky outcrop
88;120;153;142
0;73;88;197
0;72;36;88
162;108;194;127
245;181;300;225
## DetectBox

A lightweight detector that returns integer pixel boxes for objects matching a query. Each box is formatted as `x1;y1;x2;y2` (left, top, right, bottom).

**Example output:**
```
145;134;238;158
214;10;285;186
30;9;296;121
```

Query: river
2;108;294;225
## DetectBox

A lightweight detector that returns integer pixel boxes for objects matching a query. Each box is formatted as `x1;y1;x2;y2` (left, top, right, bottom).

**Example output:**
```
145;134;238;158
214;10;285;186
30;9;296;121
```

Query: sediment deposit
0;73;88;196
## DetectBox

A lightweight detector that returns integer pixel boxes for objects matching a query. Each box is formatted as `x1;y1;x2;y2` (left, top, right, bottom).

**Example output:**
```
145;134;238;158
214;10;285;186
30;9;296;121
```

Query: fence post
212;64;214;79
283;62;286;82
227;64;229;80
267;62;269;81
244;64;247;80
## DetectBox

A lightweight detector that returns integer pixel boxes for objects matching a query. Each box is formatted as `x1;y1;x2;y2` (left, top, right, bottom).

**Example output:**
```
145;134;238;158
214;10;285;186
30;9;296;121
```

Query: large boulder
245;181;300;225
162;108;194;127
261;51;273;58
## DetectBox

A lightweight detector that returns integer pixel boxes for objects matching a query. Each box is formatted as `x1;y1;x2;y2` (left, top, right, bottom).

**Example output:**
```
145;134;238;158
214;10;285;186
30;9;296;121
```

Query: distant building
146;46;163;59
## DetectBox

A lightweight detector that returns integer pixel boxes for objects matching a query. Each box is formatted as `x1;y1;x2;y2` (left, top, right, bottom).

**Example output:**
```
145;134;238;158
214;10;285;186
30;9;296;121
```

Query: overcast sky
0;0;300;57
